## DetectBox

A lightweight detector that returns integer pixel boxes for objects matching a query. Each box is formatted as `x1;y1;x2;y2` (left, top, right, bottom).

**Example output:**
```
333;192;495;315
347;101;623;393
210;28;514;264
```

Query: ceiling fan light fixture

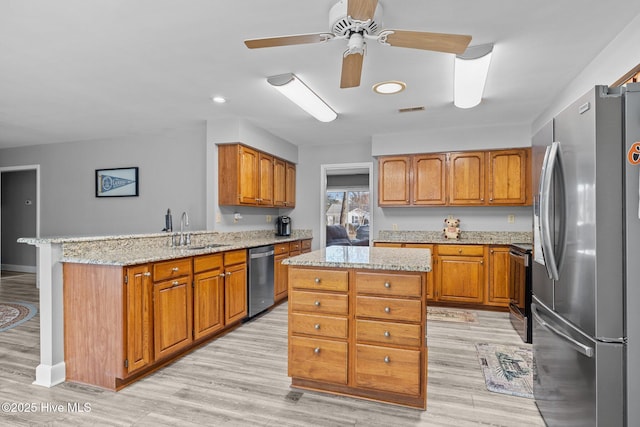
373;80;406;95
267;73;337;122
454;43;494;109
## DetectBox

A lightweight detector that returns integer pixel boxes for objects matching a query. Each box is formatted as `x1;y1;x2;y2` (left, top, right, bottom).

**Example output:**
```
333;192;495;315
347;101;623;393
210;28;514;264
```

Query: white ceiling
2;0;640;150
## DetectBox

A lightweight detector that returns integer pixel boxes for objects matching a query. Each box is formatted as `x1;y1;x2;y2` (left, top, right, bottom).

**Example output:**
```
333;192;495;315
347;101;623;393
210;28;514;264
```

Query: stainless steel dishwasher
247;245;275;318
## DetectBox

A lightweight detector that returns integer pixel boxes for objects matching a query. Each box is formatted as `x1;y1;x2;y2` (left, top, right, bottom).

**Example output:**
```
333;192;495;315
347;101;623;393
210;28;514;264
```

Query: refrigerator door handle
539;142;564;280
532;303;594;358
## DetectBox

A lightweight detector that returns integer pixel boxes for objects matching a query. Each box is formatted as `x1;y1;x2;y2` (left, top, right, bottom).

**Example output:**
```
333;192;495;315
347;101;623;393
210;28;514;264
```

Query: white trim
320;162;373;248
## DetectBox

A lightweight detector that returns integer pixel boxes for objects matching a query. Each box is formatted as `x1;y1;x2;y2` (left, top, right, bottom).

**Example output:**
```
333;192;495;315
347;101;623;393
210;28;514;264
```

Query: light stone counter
283;245;431;272
375;230;532;245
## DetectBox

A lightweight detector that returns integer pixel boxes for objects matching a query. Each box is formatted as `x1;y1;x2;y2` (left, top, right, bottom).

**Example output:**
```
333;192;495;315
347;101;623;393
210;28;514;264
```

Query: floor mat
475;342;533;399
0;302;37;332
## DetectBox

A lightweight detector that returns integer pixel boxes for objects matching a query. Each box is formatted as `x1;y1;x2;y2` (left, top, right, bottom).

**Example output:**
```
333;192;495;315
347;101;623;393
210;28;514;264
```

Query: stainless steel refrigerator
531;84;640;426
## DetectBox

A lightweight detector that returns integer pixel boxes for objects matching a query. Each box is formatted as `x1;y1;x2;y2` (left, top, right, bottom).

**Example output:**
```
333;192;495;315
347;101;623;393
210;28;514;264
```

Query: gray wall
0;124;207;236
1;170;36;269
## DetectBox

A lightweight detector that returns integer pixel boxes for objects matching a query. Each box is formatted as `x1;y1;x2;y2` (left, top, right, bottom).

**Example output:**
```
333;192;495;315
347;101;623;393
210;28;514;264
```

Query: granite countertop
19;230;312;266
283;246;431;272
375;230;532;245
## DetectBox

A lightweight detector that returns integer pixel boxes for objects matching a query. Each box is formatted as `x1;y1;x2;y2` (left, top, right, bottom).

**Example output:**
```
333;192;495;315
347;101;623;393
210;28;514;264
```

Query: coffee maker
276;216;291;236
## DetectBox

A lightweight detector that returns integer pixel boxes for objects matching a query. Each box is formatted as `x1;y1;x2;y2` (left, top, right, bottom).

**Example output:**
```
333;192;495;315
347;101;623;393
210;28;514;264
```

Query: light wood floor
0;271;545;426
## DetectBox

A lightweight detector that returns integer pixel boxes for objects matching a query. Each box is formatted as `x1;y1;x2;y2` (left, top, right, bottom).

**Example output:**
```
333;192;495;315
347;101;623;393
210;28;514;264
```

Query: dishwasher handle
250;249;275;259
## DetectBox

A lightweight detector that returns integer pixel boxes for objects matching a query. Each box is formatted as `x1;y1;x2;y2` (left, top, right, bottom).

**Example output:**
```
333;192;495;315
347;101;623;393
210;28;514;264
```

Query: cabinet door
126;265;153;373
378;156;411;206
193;268;225;340
238;145;259;205
437;255;485;303
488;149;528;205
225;263;248;324
448;152;485;205
154;276;193;360
285;162;296;207
413;154;446;205
487;246;511;307
274;252;288;302
258;152;274;206
273;158;287;207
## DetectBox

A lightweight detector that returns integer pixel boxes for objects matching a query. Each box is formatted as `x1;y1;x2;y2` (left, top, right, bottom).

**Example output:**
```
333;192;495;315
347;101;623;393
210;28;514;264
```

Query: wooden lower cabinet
62;248;249;391
436;245;485;304
274;239;313;303
486;246;511;307
288;266;427;409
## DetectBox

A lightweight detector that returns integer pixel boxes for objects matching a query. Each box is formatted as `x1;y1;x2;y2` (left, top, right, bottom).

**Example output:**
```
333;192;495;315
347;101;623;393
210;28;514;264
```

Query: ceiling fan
244;0;472;89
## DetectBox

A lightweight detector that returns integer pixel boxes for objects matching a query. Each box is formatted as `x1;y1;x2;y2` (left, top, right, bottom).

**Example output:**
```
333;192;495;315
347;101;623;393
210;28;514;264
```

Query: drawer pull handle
384;356;390;363
143;272;151;277
314;347;321;354
314;300;321;307
384;282;391;288
314;324;321;330
314;277;321;284
171;267;179;272
384;331;390;337
384;307;391;313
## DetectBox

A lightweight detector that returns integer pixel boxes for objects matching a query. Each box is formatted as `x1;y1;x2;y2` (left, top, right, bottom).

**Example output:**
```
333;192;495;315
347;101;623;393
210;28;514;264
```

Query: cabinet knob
384;356;390;363
172;281;179;286
480;260;484;265
384;331;391;337
171;267;179;272
489;198;493;201
226;272;231;276
384;307;391;313
314;347;321;354
314;277;321;284
458;249;462;254
143;272;151;277
384;282;391;288
219;273;226;278
314;324;321;330
314;300;321;307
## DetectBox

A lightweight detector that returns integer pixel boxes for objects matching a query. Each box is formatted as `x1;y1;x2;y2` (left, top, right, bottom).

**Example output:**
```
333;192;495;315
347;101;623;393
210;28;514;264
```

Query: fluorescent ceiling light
373;80;406;95
267;73;337;122
454;43;494;109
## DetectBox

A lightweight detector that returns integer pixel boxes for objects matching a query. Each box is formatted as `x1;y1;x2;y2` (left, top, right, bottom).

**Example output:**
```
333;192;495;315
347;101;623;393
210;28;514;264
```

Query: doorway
0;165;40;273
320;162;373;247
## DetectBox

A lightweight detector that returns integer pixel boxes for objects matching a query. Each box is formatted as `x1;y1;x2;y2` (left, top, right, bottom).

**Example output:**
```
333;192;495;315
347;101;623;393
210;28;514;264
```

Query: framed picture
95;167;139;197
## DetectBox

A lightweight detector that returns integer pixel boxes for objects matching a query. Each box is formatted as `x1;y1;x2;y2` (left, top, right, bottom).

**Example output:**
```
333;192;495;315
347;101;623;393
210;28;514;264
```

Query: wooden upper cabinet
487;149;529;205
413;154;446;205
273;158;286;207
219;143;296;208
258;152;274;206
378;156;411;206
285;162;296;208
448;152;485;205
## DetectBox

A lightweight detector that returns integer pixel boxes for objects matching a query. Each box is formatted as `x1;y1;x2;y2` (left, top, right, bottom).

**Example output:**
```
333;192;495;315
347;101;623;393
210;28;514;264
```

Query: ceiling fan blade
340;52;364;88
244;33;334;49
347;0;378;21
381;30;472;54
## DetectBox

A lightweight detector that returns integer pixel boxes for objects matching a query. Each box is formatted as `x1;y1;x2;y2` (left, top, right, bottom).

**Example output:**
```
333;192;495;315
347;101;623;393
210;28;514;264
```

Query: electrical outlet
508;214;515;224
215;214;221;223
266;215;272;223
392;224;398;230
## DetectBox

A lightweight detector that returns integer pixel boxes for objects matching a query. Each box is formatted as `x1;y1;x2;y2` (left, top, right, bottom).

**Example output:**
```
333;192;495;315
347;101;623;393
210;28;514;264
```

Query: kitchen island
283;246;431;409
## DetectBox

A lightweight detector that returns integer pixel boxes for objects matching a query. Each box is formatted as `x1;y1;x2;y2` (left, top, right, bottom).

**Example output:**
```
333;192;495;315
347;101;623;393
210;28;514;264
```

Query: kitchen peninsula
18;229;311;389
284;245;431;409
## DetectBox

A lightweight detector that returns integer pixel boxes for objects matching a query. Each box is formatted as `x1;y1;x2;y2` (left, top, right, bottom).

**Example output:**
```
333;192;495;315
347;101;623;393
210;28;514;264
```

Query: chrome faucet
179;211;190;246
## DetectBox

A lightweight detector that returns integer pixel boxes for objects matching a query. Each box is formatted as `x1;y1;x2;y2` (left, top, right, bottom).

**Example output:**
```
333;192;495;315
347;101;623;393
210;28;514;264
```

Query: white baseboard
1;264;37;273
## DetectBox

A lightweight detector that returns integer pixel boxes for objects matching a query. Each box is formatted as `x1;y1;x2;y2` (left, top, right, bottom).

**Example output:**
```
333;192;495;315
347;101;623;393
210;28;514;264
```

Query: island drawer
355;296;422;322
291;313;348;339
289;336;348;385
153;258;192;281
354;344;421;395
193;253;223;273
355;272;422;297
355;319;421;347
290;290;349;315
301;239;312;251
437;244;484;256
289;268;349;292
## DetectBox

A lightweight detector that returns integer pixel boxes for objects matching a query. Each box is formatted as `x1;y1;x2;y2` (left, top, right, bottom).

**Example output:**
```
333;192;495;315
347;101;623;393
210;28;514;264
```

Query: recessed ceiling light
373;81;406;95
211;95;227;104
